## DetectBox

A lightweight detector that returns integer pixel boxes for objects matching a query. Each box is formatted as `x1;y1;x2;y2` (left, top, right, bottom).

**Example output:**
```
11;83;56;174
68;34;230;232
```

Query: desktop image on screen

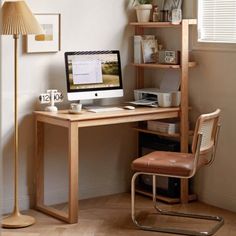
65;50;123;101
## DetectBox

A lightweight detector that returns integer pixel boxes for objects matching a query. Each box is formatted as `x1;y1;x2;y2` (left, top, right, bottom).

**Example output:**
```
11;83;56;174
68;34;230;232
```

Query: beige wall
1;0;137;213
190;51;236;212
186;0;236;212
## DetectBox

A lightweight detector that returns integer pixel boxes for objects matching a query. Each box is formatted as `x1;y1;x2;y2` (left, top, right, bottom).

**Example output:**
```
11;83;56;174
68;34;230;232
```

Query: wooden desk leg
68;123;79;223
35;120;78;223
35;120;45;207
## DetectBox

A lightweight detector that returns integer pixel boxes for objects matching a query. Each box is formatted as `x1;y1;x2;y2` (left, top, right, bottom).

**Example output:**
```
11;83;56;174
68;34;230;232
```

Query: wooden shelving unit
130;19;197;204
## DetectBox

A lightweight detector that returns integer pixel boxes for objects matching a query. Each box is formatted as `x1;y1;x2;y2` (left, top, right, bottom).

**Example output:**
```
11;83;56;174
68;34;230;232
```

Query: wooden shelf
130;19;197;28
134;127;194;138
136;187;197;204
131;62;197;69
131;19;198;204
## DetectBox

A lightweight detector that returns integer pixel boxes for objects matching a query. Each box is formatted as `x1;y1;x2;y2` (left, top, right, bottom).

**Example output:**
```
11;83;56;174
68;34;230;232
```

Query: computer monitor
65;50;123;101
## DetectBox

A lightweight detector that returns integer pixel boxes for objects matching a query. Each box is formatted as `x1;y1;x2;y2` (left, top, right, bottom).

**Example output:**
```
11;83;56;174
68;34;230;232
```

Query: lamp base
2;212;35;228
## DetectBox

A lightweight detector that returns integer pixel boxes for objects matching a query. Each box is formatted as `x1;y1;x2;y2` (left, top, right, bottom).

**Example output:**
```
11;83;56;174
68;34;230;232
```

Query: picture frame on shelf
141;39;158;63
26;13;61;53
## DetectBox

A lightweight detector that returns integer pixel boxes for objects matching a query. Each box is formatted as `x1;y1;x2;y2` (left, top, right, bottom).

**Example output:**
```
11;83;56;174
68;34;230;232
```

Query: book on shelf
134;35;157;64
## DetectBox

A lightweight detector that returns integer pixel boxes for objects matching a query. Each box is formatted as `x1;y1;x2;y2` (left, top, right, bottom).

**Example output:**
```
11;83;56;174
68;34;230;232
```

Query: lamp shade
1;0;43;35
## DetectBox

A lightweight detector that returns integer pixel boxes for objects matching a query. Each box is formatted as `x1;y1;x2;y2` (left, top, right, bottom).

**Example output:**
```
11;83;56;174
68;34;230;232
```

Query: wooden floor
2;193;236;236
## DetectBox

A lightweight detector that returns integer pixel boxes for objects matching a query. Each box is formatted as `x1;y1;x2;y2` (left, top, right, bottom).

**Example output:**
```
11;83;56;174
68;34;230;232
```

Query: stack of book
134;35;158;64
147;119;180;134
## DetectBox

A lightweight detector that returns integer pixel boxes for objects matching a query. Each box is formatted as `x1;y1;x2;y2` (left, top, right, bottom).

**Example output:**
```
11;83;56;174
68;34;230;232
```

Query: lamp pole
2;34;35;229
1;0;43;228
13;34;19;216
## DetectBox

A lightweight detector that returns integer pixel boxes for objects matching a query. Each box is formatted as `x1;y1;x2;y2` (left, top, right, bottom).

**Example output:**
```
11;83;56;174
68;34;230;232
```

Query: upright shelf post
180;19;190;203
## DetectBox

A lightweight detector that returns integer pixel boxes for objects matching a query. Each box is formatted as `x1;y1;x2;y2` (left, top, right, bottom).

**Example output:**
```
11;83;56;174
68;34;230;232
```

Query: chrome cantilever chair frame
131;109;224;236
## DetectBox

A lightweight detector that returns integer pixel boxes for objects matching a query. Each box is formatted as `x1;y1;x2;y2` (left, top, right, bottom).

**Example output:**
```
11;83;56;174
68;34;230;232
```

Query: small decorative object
39;89;63;112
160;10;170;22
158;50;180;65
133;0;153;22
162;0;182;22
152;5;159;22
171;8;182;24
158;44;164;51
27;13;61;53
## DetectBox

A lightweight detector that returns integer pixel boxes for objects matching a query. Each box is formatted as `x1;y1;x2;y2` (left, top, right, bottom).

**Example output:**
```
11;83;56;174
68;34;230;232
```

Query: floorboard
2;193;236;236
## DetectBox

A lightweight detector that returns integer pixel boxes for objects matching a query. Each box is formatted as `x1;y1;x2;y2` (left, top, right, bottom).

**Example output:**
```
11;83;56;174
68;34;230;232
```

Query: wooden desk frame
35;107;179;223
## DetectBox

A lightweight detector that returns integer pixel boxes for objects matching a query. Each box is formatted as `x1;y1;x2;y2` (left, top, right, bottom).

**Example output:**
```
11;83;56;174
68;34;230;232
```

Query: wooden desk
35;107;179;223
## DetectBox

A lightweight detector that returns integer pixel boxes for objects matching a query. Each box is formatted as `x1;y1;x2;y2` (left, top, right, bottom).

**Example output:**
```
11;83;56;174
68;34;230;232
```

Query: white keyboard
88;107;124;113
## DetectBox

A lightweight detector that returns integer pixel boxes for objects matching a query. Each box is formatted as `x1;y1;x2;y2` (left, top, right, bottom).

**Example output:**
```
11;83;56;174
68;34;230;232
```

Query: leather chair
131;109;224;236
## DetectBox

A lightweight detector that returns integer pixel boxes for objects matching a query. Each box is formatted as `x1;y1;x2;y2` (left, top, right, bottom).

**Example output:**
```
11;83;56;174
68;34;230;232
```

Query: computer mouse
124;105;135;110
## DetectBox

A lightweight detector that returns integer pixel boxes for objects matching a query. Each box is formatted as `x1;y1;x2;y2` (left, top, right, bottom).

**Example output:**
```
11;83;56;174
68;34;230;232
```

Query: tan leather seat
131;109;224;236
132;151;208;177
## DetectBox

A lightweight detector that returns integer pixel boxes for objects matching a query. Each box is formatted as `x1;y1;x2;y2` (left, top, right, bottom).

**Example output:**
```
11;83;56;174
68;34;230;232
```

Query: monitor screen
65;50;123;101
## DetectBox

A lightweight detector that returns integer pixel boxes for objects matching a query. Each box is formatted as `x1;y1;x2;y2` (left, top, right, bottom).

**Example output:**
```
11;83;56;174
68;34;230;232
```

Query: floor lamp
1;1;43;228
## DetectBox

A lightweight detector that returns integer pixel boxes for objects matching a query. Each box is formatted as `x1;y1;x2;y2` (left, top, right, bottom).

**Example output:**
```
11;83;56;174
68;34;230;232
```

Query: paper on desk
129;99;158;107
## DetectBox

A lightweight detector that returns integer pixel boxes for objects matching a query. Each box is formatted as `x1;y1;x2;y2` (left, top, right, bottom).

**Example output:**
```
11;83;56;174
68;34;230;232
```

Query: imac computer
65;50;123;102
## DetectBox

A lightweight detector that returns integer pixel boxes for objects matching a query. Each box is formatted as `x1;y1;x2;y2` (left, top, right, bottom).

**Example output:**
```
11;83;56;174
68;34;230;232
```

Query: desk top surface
34;107;180;122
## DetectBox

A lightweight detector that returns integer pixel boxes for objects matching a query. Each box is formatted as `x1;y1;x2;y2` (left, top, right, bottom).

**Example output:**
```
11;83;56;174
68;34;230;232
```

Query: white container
69;103;82;114
171;8;182;25
158;91;181;107
158;93;172;107
135;4;152;23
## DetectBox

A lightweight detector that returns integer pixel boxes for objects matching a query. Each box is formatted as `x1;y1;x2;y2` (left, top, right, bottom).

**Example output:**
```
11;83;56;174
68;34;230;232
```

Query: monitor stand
80;99;104;110
80;99;122;111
